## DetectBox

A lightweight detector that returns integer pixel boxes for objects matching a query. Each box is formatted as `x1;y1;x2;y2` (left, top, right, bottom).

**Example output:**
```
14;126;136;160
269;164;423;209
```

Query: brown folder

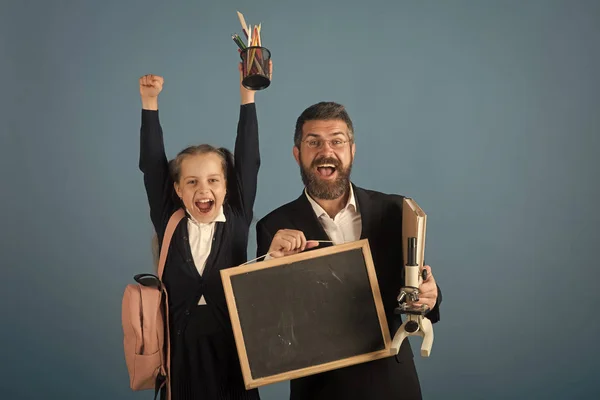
402;198;427;268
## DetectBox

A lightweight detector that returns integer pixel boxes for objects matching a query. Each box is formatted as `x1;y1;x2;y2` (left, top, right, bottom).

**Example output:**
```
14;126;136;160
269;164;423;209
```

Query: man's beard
300;154;353;200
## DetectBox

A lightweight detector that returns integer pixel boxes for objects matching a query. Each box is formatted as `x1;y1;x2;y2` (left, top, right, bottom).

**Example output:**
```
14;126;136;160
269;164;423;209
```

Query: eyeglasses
301;138;351;149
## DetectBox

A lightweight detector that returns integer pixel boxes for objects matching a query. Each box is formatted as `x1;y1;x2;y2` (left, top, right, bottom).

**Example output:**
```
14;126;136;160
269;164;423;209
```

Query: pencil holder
240;46;271;90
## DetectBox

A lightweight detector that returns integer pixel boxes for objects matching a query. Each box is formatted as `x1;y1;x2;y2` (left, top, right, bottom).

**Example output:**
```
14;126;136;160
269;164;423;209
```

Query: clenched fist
238;60;273;105
139;74;164;110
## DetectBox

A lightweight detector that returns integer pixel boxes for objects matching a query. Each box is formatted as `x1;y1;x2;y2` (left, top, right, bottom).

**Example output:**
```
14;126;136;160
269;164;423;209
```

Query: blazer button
183;236;188;241
176;329;182;336
186;258;192;263
184;309;190;315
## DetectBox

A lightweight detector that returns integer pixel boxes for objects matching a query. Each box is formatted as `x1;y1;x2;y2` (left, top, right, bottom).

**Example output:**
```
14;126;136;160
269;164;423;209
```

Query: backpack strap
157;208;186;280
156;208;185;400
154;375;166;400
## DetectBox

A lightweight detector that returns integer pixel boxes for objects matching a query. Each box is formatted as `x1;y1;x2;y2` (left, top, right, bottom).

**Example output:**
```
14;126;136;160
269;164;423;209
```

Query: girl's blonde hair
168;144;232;183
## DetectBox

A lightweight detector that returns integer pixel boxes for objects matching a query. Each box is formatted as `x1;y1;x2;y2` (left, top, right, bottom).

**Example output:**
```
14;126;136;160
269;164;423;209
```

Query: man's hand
268;229;318;258
139;74;164;110
414;265;438;311
239;60;273;105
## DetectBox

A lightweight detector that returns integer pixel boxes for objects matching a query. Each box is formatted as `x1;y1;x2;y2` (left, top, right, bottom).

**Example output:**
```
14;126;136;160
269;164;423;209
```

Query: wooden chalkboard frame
221;239;392;389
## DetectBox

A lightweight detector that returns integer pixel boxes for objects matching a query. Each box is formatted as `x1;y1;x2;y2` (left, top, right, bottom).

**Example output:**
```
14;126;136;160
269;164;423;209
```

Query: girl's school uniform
139;103;261;400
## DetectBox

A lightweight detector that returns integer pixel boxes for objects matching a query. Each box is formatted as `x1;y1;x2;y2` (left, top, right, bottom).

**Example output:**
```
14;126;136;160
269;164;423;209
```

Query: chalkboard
220;239;392;389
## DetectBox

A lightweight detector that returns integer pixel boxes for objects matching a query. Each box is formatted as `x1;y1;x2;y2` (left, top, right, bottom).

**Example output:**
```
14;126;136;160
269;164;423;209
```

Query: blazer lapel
289;192;332;246
174;217;202;281
353;184;375;241
201;221;225;279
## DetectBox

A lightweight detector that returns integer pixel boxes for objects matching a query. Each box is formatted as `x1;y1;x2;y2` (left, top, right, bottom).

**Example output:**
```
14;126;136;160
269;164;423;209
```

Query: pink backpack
121;209;185;400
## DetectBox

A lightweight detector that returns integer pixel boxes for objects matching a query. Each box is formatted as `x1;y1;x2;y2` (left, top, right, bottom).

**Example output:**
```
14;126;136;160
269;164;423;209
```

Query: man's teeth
318;164;336;168
197;199;213;203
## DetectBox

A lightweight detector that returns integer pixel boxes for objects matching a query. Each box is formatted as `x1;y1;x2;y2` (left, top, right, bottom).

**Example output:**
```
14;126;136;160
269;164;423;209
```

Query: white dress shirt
262;186;362;261
304;185;362;244
187;206;226;305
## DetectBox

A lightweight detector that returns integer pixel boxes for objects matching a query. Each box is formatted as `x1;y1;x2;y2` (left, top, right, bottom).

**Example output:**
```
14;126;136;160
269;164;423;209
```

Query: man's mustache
310;157;341;169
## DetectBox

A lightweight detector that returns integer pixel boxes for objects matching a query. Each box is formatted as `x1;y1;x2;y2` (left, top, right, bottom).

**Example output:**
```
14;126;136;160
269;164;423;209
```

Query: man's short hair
294;101;354;147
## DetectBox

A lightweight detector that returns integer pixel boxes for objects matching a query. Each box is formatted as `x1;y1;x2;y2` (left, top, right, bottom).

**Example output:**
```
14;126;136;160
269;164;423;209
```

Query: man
255;101;442;400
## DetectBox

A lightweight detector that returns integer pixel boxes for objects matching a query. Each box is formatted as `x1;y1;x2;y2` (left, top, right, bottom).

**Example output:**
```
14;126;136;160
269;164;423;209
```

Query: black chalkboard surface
221;239;392;389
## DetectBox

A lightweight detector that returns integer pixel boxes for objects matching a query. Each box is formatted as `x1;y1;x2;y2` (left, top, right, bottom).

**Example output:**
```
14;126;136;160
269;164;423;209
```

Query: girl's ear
174;181;182;199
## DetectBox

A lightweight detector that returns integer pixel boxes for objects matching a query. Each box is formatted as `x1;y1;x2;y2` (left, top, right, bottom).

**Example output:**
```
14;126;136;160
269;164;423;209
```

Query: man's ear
293;146;300;166
174;182;182;199
351;142;356;159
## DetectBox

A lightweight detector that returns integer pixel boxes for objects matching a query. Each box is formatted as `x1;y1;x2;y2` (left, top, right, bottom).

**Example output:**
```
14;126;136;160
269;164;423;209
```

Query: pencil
236;11;249;38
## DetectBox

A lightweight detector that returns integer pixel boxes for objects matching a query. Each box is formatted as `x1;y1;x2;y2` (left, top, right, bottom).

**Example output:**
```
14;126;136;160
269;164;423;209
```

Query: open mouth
194;198;214;214
316;163;337;178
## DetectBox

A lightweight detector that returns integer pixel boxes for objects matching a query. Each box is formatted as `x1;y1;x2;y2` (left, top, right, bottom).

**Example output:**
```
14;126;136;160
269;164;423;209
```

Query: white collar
186;205;227;227
304;184;357;219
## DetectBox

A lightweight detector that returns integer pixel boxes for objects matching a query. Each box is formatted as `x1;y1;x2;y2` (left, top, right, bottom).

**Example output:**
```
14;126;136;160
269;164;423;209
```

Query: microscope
390;236;434;357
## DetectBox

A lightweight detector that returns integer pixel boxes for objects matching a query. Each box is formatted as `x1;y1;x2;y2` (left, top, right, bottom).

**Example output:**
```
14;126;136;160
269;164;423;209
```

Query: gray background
1;0;599;399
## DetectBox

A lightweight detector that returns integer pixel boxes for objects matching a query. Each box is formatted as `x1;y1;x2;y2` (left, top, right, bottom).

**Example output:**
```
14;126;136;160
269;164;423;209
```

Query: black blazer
139;103;260;337
256;184;442;400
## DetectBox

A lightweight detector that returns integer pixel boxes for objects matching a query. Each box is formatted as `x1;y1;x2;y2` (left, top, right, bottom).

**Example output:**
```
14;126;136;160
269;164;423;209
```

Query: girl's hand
139;74;164;110
240;60;272;104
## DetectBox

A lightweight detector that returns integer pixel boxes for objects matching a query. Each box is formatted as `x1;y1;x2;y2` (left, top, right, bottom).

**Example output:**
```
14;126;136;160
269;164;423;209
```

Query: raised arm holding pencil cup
233;11;272;91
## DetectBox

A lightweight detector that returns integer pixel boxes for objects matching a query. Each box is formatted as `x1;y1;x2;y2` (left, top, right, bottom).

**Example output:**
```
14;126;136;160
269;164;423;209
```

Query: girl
138;62;270;400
